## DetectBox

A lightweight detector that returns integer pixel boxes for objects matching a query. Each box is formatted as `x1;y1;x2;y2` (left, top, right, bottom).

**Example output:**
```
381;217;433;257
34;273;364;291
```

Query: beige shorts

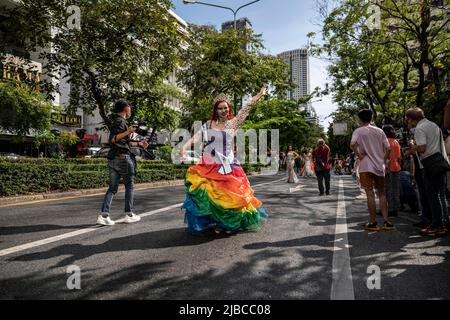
359;172;385;190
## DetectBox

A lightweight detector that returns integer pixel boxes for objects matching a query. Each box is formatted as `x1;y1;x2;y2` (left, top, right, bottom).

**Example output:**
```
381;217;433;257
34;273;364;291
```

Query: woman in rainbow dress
180;86;268;235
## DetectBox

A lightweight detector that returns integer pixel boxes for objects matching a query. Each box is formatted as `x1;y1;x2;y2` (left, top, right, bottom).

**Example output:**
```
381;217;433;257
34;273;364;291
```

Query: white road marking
330;179;355;300
0;203;183;257
0;177;283;258
252;177;285;188
289;184;304;193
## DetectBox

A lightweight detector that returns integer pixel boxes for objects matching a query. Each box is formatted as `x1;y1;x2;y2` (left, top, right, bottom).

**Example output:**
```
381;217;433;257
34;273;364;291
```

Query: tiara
213;93;231;105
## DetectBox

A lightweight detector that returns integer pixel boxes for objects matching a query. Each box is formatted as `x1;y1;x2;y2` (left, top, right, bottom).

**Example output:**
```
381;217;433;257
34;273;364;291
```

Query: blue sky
170;0;337;128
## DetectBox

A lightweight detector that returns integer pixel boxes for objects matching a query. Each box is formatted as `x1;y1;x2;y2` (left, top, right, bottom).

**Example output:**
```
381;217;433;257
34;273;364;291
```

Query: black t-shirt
107;116;132;159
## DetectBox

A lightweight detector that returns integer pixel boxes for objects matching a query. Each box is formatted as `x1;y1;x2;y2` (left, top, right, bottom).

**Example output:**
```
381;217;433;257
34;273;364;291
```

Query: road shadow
1;242;335;299
7;227;238;267
2;227;450;299
0;224;94;235
2;175;449;300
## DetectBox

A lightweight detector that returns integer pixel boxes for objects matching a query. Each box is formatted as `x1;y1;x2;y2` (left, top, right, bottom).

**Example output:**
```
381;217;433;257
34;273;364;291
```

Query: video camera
133;118;149;137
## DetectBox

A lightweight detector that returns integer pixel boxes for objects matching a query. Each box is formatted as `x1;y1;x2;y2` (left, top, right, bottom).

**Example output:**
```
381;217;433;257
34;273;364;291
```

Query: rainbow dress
182;127;268;234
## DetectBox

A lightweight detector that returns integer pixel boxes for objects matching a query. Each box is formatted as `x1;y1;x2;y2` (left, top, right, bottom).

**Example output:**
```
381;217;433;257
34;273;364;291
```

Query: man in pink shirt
350;109;394;231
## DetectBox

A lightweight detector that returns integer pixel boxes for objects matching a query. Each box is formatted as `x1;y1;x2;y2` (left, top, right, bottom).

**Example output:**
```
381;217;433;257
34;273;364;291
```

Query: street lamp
182;0;260;30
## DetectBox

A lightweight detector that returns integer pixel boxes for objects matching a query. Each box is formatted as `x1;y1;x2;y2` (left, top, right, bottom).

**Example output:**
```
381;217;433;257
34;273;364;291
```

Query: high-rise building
278;48;318;123
221;17;252;32
222;17;252;51
278;48;310;101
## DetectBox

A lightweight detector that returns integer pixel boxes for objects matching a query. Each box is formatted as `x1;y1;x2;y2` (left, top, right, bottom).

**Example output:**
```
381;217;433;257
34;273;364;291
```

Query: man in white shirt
405;108;449;237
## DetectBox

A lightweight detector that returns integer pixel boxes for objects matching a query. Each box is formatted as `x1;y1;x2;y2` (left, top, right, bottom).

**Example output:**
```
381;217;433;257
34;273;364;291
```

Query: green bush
67;171;109;189
66;164;106;172
0;158;267;196
0;82;52;136
156;145;173;162
0;157;66;165
0;159;188;196
0;163;68;195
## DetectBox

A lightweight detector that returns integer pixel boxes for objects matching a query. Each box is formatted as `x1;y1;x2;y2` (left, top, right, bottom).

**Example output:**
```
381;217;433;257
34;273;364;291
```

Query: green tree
242;98;325;152
373;0;449;112
312;0;449;124
178;25;293;128
326;107;360;157
1;0;184;130
313;0;406;122
131;82;182;142
0;82;52;135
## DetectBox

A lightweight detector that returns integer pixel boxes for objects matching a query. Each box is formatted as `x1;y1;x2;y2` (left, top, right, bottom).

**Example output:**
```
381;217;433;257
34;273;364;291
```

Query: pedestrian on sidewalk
350;109;394;231
286;145;300;183
97;99;149;226
383;125;401;217
312;138;331;196
301;148;315;177
405;108;449;237
399;154;419;213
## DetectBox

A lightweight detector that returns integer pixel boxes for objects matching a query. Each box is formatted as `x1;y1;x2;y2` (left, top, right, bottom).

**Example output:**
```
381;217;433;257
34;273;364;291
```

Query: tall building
278;48;318;123
221;17;252;51
221;17;252;32
278;48;310;102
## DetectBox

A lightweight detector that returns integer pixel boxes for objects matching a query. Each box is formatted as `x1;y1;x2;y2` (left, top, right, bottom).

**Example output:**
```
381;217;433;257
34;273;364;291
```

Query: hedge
0;157;168;165
0;158;265;196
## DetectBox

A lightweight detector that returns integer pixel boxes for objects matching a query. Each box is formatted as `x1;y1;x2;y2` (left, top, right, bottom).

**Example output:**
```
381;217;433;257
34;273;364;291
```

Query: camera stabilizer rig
131;117;158;149
133;118;149;138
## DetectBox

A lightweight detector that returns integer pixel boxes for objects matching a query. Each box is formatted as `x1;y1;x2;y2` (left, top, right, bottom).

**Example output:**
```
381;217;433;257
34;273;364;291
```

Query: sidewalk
0;179;185;206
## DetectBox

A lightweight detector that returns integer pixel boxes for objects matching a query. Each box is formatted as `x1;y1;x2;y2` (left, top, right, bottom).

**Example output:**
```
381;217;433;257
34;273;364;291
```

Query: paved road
0;173;449;300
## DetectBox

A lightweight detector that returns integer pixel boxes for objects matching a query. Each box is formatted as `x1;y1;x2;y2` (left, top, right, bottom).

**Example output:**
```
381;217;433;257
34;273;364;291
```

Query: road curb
0;179;185;206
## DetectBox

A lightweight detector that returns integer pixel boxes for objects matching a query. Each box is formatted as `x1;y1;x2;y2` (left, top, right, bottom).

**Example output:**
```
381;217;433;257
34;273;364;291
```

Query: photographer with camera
97;99;149;226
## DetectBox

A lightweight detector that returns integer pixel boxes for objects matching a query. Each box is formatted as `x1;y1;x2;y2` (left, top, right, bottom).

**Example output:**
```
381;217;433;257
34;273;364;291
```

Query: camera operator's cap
318;138;324;144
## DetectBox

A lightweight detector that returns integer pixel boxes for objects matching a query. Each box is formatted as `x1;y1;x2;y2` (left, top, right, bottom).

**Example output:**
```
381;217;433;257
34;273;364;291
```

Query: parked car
0;152;24;159
85;147;101;158
93;146;157;160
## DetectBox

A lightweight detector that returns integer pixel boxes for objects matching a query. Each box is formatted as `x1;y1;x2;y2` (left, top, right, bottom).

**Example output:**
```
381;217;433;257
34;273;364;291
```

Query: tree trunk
85;68;111;130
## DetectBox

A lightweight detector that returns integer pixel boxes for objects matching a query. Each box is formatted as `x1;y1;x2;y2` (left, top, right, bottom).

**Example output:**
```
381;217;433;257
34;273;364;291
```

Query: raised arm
226;86;267;130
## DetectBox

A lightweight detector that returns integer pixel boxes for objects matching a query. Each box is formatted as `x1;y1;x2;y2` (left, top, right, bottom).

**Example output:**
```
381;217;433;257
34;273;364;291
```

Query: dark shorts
360;172;385;190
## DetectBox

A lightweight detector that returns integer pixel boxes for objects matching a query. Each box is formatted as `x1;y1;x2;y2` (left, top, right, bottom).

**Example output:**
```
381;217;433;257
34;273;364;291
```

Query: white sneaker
97;214;115;226
124;213;141;223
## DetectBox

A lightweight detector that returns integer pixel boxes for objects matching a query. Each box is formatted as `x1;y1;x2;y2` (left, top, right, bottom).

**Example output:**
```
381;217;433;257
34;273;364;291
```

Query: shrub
0;158;267;196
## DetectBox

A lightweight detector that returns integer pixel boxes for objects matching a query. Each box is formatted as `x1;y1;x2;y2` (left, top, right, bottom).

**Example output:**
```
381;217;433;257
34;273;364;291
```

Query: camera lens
135;128;148;136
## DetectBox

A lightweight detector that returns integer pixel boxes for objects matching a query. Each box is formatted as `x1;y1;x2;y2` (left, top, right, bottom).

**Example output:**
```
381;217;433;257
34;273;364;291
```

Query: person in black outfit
97;99;149;226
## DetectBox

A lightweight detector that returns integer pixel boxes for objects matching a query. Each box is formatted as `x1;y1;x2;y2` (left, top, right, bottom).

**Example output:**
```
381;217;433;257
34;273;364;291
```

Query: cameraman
97;99;149;226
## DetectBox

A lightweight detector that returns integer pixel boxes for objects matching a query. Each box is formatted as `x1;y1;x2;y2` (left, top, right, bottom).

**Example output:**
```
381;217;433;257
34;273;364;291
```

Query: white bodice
202;125;236;174
204;128;234;157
